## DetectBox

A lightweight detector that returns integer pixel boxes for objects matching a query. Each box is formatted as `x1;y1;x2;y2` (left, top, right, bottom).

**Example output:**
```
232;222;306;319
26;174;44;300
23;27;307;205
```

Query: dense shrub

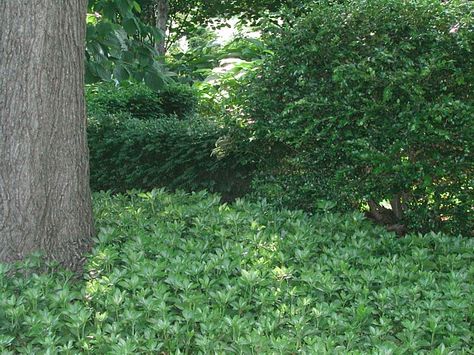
242;0;473;235
87;113;252;201
86;81;198;119
1;190;473;353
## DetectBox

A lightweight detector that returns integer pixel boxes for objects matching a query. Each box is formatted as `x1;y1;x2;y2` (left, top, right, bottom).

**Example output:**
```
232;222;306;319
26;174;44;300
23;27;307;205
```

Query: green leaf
95;22;115;37
85;62;100;84
123;18;139;36
93;62;111;81
113;65;129;81
383;87;392;102
116;0;132;17
102;3;116;20
121;51;135;63
132;1;141;13
144;70;166;91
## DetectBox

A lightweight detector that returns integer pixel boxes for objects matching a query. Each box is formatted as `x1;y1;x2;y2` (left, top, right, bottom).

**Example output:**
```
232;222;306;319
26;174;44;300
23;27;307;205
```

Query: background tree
137;0;308;54
154;0;170;55
0;0;94;270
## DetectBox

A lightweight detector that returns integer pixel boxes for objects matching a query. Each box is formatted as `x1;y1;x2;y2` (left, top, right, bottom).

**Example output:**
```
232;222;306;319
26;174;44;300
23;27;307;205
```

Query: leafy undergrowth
1;190;473;354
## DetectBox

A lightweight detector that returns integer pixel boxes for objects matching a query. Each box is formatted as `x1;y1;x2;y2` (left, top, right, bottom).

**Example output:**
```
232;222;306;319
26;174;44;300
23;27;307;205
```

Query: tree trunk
366;199;406;236
0;0;94;271
154;0;170;56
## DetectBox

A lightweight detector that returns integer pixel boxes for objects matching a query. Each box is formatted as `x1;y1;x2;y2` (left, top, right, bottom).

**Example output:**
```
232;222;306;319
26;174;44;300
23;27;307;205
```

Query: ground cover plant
1;190;473;353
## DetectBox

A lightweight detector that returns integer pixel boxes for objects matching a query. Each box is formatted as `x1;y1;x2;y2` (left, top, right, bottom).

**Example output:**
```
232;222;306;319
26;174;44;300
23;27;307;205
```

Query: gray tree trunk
0;0;94;271
154;0;170;55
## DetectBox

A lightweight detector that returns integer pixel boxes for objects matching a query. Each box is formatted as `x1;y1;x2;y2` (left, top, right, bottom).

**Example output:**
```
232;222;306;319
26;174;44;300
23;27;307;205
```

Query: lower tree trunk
0;0;94;271
366;198;406;236
390;194;404;220
154;0;170;56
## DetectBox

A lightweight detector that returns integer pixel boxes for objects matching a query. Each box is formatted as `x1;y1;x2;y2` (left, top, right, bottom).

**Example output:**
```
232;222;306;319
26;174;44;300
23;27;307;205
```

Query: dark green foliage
137;0;310;49
86;81;198;119
87;114;252;201
1;190;473;353
169;34;267;84
160;82;199;118
243;0;474;235
86;0;167;88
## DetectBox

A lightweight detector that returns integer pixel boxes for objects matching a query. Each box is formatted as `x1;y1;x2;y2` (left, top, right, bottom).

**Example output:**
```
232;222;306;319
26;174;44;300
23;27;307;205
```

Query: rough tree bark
154;0;170;55
0;0;94;271
367;198;406;236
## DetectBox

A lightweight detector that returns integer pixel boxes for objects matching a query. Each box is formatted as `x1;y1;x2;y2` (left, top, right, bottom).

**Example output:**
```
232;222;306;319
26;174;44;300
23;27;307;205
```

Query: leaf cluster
241;0;474;235
169;35;266;84
86;0;169;89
